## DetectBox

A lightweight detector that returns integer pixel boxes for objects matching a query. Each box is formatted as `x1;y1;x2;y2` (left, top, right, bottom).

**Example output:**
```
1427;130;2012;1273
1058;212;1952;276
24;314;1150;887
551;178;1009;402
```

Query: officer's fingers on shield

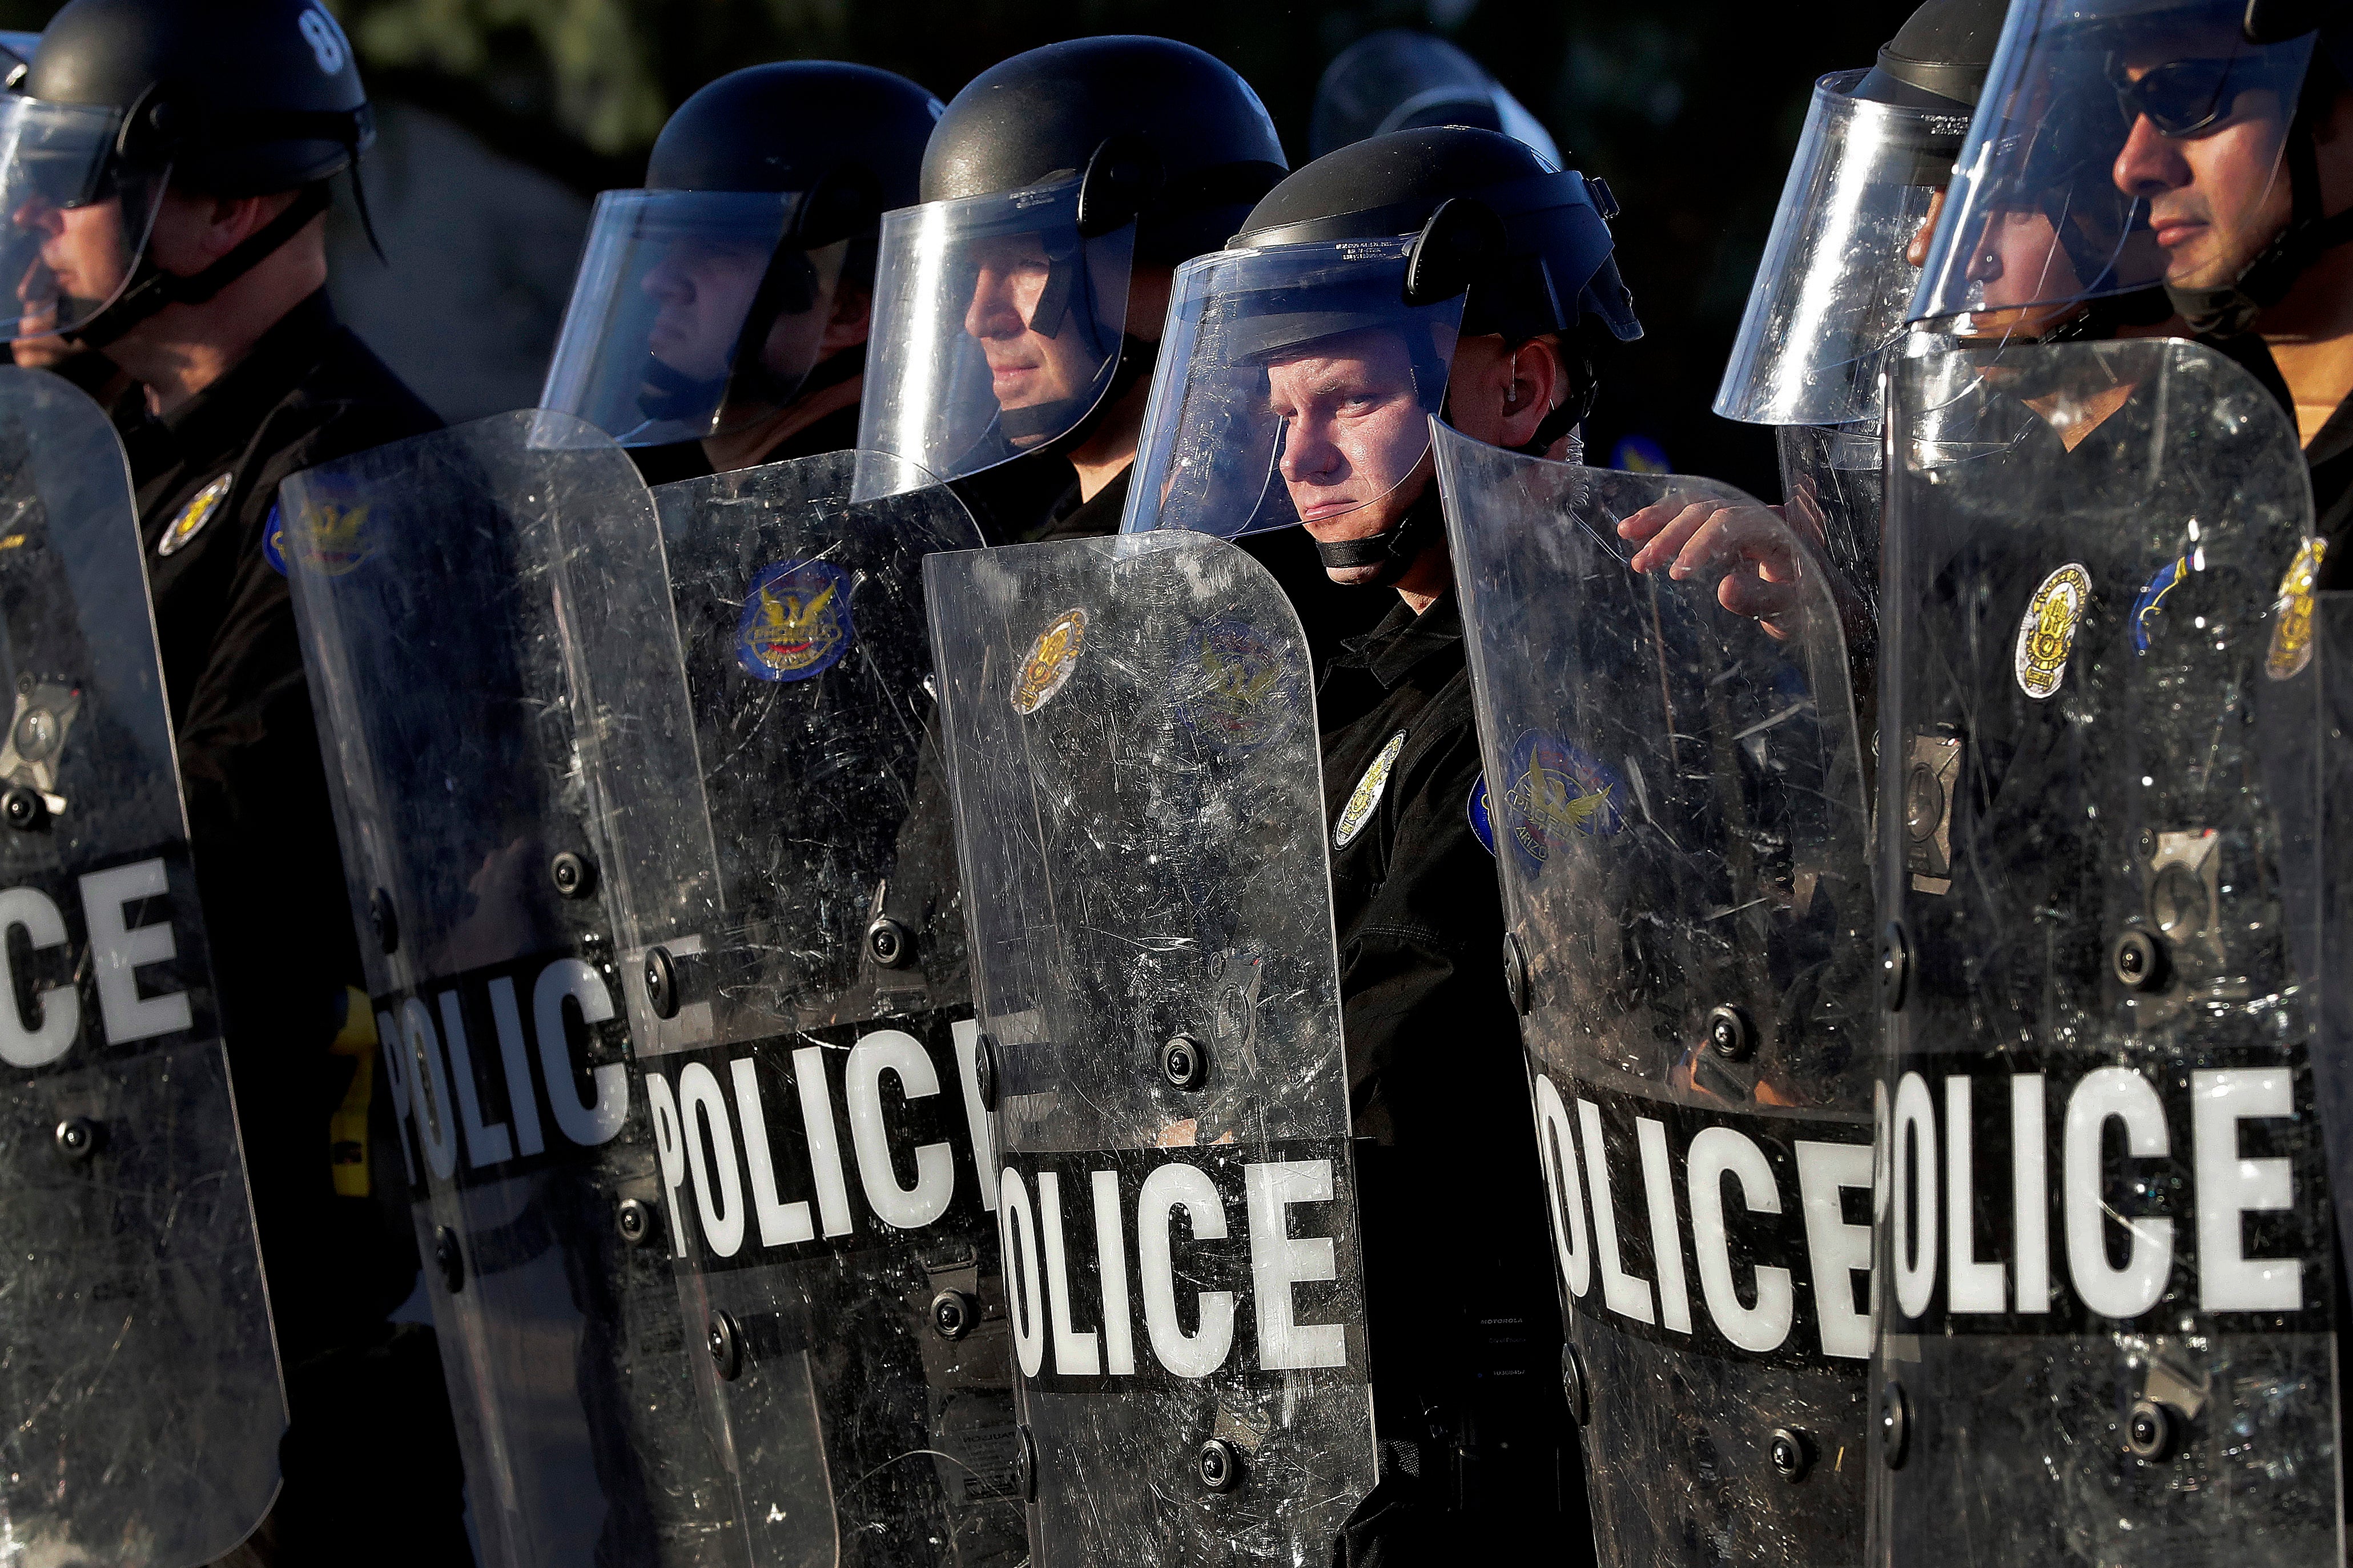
1670;505;1800;583
1717;568;1800;638
1622;502;1714;572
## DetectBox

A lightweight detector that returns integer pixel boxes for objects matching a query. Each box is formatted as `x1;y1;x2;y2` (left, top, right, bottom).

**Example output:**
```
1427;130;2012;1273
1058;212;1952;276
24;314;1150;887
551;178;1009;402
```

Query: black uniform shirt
119;287;441;1359
2308;388;2353;590
1317;587;1562;1420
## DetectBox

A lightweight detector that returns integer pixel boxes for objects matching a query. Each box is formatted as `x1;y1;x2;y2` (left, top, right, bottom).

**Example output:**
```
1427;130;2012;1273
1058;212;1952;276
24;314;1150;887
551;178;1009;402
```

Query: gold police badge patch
2266;535;2325;682
157;473;234;558
2013;562;2091;700
1333;729;1407;850
1012;608;1087;715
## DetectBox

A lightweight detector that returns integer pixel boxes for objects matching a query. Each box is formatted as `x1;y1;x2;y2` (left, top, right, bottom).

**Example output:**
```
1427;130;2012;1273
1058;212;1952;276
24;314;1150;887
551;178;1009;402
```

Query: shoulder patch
157;473;234;558
736;559;853;682
262;503;288;576
2267;535;2324;682
2130;555;2187;655
1467;772;1496;857
1334;729;1407;850
1501;730;1626;867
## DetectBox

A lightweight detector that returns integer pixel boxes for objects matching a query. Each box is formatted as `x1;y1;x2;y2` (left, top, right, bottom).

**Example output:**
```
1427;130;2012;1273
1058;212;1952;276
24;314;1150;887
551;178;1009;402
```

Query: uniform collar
1330;588;1461;690
151;288;340;451
2308;384;2353;472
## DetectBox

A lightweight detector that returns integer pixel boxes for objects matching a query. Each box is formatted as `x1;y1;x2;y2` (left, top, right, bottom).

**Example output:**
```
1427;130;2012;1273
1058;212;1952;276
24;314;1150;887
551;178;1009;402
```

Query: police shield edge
0;365;283;1563
1871;338;2335;1563
556;448;1025;1567
1432;420;1877;1565
285;412;734;1566
927;530;1375;1566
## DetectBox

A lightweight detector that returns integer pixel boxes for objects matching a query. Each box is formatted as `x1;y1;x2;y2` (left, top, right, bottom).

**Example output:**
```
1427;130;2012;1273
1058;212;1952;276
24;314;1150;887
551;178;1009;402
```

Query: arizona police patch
1175;617;1290;752
2130;555;2187;655
284;498;375;575
1012;608;1087;715
1467;772;1496;857
736;559;853;682
1501;730;1624;868
1333;730;1406;850
157;473;234;558
2013;562;2091;700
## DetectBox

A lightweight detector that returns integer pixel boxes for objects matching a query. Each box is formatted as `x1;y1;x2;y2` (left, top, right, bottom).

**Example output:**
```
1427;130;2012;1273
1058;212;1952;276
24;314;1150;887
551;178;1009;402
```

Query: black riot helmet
2;0;374;346
851;35;1289;499
541;61;942;446
1120;125;1641;583
1309;29;1562;164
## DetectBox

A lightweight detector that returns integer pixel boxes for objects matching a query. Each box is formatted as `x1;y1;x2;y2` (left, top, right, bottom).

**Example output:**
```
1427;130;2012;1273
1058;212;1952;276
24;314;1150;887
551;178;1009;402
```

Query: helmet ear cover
1403;195;1505;307
1077;134;1164;238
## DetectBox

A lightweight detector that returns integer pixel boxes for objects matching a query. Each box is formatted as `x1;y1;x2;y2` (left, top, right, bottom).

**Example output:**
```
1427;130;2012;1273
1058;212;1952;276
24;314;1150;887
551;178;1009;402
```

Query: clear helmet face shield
851;177;1134;498
1909;0;2316;333
1716;70;1972;426
538;187;818;446
1119;237;1465;542
0;96;168;344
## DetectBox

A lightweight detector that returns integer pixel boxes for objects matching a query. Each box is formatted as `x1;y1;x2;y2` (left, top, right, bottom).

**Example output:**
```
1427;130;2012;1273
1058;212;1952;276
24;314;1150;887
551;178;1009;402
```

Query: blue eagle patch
1467;772;1496;857
737;559;854;682
2131;555;2189;654
262;503;287;576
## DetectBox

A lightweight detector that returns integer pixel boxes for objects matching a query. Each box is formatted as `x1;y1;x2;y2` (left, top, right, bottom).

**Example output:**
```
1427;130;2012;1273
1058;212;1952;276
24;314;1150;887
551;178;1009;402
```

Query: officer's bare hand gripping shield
285;414;731;1567
1869;337;2334;1564
555;448;1024;1566
927;531;1375;1566
1432;421;1876;1566
0;366;283;1565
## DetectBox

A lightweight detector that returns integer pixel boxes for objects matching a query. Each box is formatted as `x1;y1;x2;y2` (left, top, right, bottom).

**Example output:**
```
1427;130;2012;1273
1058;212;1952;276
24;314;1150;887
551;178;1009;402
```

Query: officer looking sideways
0;2;461;1561
539;60;942;482
1125;123;1643;1557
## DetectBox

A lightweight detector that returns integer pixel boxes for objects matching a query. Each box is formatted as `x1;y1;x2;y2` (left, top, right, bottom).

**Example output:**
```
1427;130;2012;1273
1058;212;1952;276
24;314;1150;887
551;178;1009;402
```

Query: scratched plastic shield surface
285;412;735;1567
0;367;281;1564
2315;596;2353;1313
1776;422;1884;648
1871;339;2335;1564
927;531;1375;1567
557;448;1024;1567
1432;421;1876;1565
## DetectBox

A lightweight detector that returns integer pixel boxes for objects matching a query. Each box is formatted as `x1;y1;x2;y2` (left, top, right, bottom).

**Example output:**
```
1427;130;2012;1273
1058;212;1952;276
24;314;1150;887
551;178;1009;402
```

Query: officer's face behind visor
1264;323;1446;546
642;230;844;392
960;228;1117;445
0;97;167;342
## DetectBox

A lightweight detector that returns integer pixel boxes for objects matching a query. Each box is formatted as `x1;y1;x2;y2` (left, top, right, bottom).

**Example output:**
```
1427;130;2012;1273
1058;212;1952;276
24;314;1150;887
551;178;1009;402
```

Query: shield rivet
53;1116;98;1161
2125;1397;2183;1462
1706;1004;1755;1062
1161;1034;1209;1091
1016;1423;1039;1502
1;786;45;831
707;1309;743;1381
645;946;679;1020
549;852;596;899
976;1033;1000;1110
1502;931;1532;1017
1879;922;1910;1013
867;916;914;969
370;889;399;954
1197;1437;1244;1493
1878;1380;1910;1469
2111;930;2169;992
615;1197;657;1247
1560;1342;1590;1426
931;1289;978;1341
434;1226;465;1293
1768;1425;1812;1482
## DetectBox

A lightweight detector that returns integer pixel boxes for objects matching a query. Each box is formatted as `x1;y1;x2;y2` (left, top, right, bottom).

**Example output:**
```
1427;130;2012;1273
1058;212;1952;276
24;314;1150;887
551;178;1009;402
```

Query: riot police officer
0;2;461;1559
540;61;942;482
1123;123;1640;1557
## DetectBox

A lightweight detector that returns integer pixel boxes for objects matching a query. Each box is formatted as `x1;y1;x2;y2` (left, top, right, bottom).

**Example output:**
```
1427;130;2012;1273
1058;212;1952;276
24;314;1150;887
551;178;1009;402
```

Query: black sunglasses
2106;49;2303;137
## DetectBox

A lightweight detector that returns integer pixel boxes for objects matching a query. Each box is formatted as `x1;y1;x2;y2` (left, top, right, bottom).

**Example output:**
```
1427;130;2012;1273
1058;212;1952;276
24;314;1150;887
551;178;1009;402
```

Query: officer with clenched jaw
1123;123;1641;1558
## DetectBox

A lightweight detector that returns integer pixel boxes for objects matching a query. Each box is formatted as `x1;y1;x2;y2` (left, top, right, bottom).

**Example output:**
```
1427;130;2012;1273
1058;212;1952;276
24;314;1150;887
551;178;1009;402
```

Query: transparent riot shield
927;531;1374;1567
1431;420;1876;1565
285;412;733;1567
554;448;1023;1567
1871;339;2335;1565
0;365;282;1565
1777;422;1883;639
2314;592;2352;1302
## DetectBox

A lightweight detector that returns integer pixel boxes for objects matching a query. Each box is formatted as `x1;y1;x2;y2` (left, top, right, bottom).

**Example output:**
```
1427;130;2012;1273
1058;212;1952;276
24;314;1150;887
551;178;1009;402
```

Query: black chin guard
1313;480;1446;586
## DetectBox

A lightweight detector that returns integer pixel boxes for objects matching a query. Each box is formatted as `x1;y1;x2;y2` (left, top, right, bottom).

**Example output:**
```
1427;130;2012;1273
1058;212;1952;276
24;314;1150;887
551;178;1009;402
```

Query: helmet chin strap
69;182;332;350
1312;478;1447;586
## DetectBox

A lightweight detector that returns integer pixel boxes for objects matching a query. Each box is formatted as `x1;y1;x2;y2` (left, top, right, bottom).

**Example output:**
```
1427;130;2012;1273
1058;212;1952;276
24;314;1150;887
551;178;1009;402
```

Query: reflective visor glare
1122;239;1466;541
0;97;164;344
851;180;1135;500
1907;0;2314;329
538;188;799;445
1716;72;1967;427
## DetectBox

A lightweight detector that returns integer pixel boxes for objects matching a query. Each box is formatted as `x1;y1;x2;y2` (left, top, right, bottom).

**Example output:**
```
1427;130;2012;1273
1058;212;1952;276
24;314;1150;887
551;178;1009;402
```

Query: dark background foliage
0;0;1907;494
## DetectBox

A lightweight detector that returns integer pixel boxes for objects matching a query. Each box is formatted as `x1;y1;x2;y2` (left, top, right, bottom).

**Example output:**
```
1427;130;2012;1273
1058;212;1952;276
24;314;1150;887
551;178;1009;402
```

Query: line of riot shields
17;21;2353;1568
